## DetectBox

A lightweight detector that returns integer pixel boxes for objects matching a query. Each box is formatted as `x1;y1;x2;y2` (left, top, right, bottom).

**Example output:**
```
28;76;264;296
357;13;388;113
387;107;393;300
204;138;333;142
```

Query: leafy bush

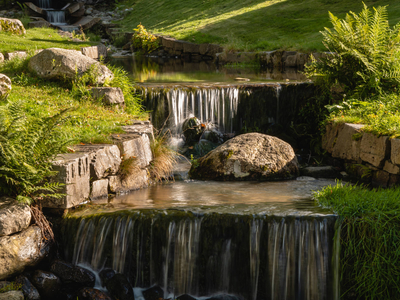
132;24;160;54
314;183;400;299
305;4;400;99
0;100;70;204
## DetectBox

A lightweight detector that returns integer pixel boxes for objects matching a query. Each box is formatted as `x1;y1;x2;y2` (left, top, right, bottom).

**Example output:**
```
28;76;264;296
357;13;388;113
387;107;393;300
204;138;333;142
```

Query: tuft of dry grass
118;156;141;181
149;130;180;182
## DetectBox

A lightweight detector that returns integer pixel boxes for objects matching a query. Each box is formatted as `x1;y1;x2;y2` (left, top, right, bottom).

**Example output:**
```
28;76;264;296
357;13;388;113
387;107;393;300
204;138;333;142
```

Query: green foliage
305;3;400;99
0;282;22;293
314;183;400;299
71;64;101;101
132;24;160;54
105;65;144;116
0;100;69;204
327;93;400;138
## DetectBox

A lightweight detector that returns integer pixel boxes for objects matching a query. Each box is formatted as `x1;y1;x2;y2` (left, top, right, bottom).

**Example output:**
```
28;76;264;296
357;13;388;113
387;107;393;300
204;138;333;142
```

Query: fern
305;3;400;99
0;100;71;204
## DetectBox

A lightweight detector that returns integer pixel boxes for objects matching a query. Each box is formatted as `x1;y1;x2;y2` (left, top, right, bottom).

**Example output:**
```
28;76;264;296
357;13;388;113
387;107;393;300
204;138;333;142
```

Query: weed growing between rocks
314;183;400;299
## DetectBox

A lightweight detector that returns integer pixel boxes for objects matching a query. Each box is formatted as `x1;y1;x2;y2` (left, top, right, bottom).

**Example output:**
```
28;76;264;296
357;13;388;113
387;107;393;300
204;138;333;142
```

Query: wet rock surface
15;275;40;300
143;285;164;300
31;270;61;299
78;287;112;300
50;260;96;288
105;273;134;300
182;117;204;144
190;133;299;180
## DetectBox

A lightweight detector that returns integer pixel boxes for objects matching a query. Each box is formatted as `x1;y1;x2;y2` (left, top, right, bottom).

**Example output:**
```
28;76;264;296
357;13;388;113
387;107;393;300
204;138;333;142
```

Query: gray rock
372;170;390;188
78;287;112;300
28;48;113;84
390;138;400;165
5;51;28;61
50;260;95;288
0;53;4;63
15;275;40;300
75;144;121;180
0;18;26;35
383;160;400;174
109;169;149;194
0;197;31;236
91;179;109;199
31;270;61;299
0;226;42;280
105;273;134;300
81;44;107;60
300;166;340;179
91;87;124;105
331;123;364;161
43;153;90;209
0;290;24;300
190;133;299;180
360;133;390;168
112;133;152;168
0;73;11;100
122;122;154;141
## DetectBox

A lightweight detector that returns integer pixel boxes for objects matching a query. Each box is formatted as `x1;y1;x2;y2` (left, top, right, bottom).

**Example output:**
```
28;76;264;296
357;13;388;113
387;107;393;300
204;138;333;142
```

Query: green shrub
132;24;160;54
0;100;70;204
314;183;400;299
305;3;400;99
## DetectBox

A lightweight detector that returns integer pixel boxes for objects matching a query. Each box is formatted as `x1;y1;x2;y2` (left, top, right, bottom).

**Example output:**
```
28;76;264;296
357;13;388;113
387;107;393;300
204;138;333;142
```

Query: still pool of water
109;56;308;83
76;177;336;217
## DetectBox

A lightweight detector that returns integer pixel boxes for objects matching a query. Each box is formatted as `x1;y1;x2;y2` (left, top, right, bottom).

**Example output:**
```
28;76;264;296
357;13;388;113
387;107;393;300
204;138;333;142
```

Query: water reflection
84;177;336;216
109;56;307;83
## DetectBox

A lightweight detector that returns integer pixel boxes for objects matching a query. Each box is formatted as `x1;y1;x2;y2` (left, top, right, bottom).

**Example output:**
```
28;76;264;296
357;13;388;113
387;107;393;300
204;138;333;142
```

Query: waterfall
37;0;51;8
63;211;338;300
46;10;66;25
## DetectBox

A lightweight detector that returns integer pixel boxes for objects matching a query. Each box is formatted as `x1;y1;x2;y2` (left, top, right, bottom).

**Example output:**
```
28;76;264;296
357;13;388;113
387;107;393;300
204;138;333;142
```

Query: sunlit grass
0;27;96;53
115;0;400;52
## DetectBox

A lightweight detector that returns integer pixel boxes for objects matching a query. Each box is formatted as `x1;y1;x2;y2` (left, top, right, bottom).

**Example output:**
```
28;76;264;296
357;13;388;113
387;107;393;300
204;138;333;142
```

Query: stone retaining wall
43;121;154;209
323;123;400;187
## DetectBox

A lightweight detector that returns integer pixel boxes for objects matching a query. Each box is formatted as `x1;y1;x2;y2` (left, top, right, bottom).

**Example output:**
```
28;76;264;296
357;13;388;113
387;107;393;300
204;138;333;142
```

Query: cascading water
63;208;339;300
140;82;315;136
37;0;51;9
46;10;67;25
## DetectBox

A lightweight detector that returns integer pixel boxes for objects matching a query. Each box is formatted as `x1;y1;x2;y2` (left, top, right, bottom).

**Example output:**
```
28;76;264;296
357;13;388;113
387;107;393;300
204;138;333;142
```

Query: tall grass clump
149;131;179;182
0;100;70;204
305;3;400;99
314;183;400;299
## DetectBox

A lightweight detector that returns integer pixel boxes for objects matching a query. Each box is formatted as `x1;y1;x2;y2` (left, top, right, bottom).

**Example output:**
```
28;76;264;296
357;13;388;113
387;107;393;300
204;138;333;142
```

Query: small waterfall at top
63;210;339;300
46;10;67;25
37;0;51;9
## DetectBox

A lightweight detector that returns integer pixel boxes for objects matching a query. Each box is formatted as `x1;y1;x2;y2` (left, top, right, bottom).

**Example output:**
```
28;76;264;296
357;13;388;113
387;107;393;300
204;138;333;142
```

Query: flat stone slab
0;197;31;237
122;121;154;141
81;44;107;60
109;169;149;194
43;153;90;209
75;144;121;180
391;138;400;165
91;179;109;199
112;133;152;168
0;226;42;280
331;123;364;161
91;87;124;105
360;133;390;168
4;51;28;61
0;73;11;99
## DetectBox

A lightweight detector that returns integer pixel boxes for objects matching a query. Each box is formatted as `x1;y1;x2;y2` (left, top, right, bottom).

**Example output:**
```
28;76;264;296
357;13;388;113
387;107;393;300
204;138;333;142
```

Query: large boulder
0;74;11;100
28;48;113;84
0;226;42;280
189;133;299;180
0;18;26;35
0;197;31;236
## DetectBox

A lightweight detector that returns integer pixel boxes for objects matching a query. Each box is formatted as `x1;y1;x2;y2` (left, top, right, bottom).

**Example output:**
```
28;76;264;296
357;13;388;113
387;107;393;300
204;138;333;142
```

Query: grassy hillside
0;27;96;53
116;0;400;51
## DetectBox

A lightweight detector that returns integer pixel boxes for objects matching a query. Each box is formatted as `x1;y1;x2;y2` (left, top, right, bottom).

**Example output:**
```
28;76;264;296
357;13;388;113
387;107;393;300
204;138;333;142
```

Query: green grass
115;0;400;52
325;93;400;138
0;57;147;145
314;183;400;299
0;27;96;53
